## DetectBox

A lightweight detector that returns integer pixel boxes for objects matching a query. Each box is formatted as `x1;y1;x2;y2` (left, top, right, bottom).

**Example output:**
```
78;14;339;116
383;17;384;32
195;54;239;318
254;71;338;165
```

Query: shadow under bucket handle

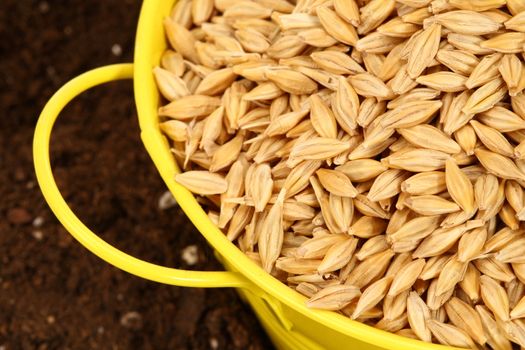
33;64;251;289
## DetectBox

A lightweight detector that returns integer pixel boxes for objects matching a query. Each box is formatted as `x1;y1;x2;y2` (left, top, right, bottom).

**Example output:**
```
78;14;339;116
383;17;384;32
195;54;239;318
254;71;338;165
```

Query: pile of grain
155;0;525;347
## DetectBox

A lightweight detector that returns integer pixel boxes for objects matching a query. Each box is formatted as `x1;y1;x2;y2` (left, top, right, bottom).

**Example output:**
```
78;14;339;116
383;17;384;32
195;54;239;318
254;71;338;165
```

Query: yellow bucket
33;1;459;349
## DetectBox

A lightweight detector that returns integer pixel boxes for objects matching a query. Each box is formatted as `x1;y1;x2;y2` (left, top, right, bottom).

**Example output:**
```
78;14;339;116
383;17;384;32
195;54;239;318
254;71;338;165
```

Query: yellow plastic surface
33;0;462;349
33;64;249;289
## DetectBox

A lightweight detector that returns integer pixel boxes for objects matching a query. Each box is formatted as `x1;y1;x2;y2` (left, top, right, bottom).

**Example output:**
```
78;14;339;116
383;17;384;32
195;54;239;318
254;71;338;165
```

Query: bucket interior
132;1;460;349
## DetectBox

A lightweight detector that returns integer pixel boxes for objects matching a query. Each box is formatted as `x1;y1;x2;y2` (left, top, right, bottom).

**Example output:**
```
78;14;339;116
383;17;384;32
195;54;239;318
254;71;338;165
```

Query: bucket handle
33;64;251;289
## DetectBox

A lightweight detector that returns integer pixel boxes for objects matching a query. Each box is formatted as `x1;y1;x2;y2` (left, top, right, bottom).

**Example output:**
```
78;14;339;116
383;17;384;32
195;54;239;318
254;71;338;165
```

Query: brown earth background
0;1;273;349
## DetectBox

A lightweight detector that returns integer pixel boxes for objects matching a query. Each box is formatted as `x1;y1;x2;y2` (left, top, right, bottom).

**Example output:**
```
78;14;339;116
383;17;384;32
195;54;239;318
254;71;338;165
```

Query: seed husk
297;233;346;259
466;53;502;89
398;125;461;154
316;6;358;46
368;169;410;202
383;290;409;321
475;174;500;211
442;91;474;135
223;1;272;20
164;18;200;63
407;23;441;79
389;215;441;245
420;255;451;281
159;95;221;120
416;72;468;92
505;180;525;215
436;49;480;76
405;292;432;342
480;274;510;322
348;73;394;99
481;32;525;53
333;0;360;26
332;77;360;134
388;259;426;297
318;237;358;274
375;313;409;333
413;225;471;258
475;148;525;181
310;51;364;76
435;10;501;35
265;110;309;137
317;169;358;198
352;276;393;319
349;216;388;238
336;159;387;182
445;296;487;345
448;33;494;55
258;191;286;273
175;170;228;195
475;255;516;282
477;305;514;350
153;66;191;101
478;106;525;132
345;249;395;288
195;68;237;96
445;158;475;213
448;0;506;12
289;137;350;164
309;94;337;139
471;120;515;157
401;172;447;195
358;0;396;35
495;237;525;263
266;69;318;95
435;255;468;296
298;28;338;48
210;132;244;172
306;284;361;311
427;319;477;349
382;149;450;172
505;10;525;32
427;278;455;311
458;227;487;262
499;54;523;93
387;88;440;110
377;17;420;38
251;163;273;213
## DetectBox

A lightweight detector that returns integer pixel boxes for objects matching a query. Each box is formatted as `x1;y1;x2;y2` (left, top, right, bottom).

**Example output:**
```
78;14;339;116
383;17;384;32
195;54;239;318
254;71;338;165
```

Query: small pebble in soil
116;293;124;301
46;315;55;324
0;344;6;350
120;311;142;330
111;44;122;57
32;230;44;241
97;326;105;335
64;26;73;36
46;66;58;82
7;208;31;225
33;216;44;228
14;168;26;182
38;1;49;13
31;230;44;241
209;338;219;350
158;191;177;210
181;245;199;266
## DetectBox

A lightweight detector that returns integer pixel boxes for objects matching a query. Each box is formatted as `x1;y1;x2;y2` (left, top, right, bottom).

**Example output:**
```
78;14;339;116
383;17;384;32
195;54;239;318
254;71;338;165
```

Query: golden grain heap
156;0;525;348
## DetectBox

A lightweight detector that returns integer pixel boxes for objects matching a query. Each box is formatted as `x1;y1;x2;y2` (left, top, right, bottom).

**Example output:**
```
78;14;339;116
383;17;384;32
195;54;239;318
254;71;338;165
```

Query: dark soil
0;1;272;349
